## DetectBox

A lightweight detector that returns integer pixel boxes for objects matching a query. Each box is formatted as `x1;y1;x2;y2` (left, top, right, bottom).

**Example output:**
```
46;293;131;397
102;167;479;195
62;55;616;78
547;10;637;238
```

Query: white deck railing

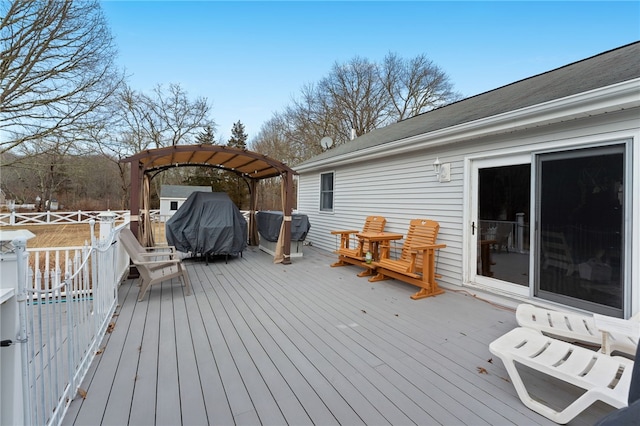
479;214;529;254
0;218;130;426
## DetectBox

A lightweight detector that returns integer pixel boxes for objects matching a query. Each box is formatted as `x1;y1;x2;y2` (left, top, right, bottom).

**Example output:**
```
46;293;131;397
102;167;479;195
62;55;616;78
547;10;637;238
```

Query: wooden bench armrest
402;244;446;273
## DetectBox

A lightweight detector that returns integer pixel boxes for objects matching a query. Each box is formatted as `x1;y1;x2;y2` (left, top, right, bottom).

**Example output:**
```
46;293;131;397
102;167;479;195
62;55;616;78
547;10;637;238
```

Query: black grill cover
256;211;310;242
166;192;247;256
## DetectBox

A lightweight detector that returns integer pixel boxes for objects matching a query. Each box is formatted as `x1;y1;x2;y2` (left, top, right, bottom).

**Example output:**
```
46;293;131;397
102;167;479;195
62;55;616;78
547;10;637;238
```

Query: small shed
159;185;211;217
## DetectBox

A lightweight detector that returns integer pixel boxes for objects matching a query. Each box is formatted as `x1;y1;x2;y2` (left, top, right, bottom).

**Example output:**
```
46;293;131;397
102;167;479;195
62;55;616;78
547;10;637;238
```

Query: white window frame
319;171;334;212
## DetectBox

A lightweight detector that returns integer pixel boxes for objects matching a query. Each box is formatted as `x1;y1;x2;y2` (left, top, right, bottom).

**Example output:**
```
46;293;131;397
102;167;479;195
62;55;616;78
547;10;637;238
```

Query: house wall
297;108;639;314
298;145;465;286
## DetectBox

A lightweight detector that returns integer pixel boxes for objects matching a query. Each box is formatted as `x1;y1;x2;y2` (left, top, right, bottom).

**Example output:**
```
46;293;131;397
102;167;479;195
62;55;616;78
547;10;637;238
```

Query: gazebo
121;144;298;264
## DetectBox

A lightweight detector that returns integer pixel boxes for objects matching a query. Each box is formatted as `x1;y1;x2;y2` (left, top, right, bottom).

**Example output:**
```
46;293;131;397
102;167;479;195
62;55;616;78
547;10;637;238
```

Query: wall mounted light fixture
433;157;451;183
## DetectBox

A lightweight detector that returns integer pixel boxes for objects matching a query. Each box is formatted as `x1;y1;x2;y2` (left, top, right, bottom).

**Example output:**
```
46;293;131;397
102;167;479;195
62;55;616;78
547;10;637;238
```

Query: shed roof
160;185;211;198
296;41;640;167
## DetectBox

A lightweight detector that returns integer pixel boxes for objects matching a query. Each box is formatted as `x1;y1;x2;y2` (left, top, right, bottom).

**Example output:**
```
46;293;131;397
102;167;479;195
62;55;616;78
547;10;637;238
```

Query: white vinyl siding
298;150;465;289
297;107;639;301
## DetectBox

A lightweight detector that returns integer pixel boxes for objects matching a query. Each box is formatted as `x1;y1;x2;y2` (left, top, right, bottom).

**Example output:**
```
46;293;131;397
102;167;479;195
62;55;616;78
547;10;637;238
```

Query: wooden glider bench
119;228;191;301
516;303;640;357
370;219;446;300
490;314;640;424
330;215;386;276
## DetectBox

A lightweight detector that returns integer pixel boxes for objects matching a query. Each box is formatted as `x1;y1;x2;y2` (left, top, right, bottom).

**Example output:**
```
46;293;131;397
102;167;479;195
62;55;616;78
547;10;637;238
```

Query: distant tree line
1;0;460;212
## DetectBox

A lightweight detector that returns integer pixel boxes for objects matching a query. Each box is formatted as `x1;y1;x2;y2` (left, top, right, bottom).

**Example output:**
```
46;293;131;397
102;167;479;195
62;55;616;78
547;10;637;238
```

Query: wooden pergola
121;144;298;264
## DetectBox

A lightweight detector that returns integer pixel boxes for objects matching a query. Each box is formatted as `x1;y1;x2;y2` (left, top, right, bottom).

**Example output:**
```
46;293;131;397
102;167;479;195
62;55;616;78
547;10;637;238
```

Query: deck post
98;211;116;242
0;233;34;426
516;212;525;253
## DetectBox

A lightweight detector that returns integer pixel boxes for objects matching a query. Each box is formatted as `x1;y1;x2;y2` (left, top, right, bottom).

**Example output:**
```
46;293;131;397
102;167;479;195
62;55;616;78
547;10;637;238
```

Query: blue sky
101;1;640;142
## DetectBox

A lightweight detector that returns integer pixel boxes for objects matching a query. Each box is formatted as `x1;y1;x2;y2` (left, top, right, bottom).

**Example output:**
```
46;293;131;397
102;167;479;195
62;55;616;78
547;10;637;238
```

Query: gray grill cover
166;192;247;255
256;211;310;242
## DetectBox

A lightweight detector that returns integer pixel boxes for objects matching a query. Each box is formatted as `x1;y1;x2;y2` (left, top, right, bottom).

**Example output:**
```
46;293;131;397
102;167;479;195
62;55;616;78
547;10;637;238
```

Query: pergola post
248;179;259;246
281;171;294;265
129;161;142;238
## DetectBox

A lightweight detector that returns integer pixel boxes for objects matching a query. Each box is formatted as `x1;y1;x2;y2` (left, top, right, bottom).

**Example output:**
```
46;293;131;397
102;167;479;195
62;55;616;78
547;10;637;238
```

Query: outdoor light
432;157;451;183
433;157;441;176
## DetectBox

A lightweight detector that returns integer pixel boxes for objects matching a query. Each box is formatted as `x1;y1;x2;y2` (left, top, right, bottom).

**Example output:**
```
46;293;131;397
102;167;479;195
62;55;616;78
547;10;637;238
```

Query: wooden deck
62;246;613;425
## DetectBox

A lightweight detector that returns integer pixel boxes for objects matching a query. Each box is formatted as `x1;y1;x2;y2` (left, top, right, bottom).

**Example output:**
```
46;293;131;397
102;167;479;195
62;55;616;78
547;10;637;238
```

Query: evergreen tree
225;121;249;208
196;125;216;145
188;126;217;188
227;121;248;149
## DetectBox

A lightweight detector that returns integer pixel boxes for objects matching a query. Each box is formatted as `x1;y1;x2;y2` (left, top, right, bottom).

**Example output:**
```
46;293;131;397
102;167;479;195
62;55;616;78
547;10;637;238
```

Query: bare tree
284;84;342;154
146;83;213;147
382;52;460;121
252;110;324;168
319;56;389;138
1;145;124;210
0;0;123;157
95;83;215;208
112;86;156;153
107;83;214;154
3;135;75;209
250;115;313;210
263;52;460;160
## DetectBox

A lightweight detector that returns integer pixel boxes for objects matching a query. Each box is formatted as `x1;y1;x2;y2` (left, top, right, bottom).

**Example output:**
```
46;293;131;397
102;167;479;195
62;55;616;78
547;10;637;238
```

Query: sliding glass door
478;164;531;285
470;155;531;295
535;145;626;316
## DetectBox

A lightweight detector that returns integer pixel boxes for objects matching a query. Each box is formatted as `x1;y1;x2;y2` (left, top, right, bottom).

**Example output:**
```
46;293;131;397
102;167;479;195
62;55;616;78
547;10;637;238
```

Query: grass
10;223;99;249
5;221;165;276
5;221;167;250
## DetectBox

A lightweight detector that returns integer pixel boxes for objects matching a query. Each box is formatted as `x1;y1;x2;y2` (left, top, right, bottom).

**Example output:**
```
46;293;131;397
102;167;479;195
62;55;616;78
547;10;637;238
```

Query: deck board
128;282;161;426
181;270;235;426
62;246;615;425
226;267;405;425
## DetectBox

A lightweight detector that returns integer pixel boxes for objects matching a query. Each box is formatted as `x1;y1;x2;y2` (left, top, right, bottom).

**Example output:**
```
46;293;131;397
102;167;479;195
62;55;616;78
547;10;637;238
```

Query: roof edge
295;78;640;173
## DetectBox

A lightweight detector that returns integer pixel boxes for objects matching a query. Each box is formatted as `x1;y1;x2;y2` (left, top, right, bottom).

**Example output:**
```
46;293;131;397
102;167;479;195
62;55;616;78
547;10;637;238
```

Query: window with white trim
320;172;334;211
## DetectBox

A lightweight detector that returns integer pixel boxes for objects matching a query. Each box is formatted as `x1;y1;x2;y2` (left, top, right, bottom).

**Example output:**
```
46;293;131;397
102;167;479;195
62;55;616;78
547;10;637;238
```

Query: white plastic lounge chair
595;337;640;425
516;303;639;357
489;325;636;424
